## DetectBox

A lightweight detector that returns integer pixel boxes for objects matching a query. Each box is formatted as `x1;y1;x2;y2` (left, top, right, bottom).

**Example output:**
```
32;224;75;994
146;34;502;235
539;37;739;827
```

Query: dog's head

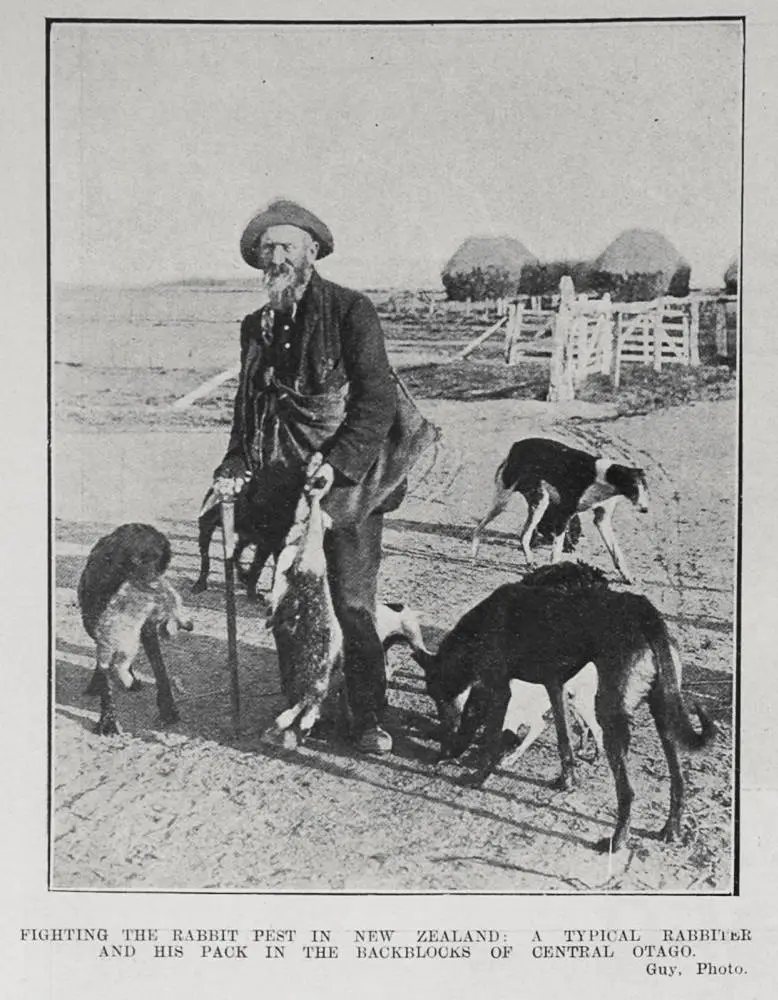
608;465;650;513
630;469;650;513
377;602;428;654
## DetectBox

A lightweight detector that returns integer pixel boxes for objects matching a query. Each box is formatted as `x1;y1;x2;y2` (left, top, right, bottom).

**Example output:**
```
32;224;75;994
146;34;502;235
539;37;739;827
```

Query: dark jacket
217;271;437;530
219;270;397;484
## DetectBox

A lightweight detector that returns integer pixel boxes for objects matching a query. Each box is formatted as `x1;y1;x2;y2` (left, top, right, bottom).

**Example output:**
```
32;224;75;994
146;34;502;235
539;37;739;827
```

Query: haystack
442;236;538;301
724;256;738;294
591;228;690;299
445;236;538;276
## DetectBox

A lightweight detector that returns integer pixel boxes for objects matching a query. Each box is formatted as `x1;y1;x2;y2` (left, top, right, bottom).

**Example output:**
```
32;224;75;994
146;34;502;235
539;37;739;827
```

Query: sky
50;20;742;290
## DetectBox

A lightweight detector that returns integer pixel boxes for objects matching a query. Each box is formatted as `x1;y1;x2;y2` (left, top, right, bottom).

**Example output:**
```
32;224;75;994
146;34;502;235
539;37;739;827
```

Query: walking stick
220;496;241;734
200;485;241;734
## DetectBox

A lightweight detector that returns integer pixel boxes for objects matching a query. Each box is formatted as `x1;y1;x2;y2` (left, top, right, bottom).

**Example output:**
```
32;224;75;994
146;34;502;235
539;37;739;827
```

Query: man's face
257;224;318;310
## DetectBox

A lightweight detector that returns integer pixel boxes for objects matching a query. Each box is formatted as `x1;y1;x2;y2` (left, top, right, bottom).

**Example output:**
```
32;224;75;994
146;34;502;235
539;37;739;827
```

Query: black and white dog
471;437;649;583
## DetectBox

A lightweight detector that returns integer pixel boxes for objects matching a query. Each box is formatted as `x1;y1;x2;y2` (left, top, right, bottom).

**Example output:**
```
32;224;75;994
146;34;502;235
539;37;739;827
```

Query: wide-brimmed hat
240;199;334;267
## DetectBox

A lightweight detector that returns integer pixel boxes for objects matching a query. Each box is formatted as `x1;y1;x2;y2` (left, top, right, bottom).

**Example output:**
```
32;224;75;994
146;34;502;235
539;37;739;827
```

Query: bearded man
214;199;435;755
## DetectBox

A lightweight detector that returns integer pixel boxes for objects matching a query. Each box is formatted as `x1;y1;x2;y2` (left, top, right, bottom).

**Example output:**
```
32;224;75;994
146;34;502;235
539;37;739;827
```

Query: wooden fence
454;275;737;401
382;291;562;321
611;297;702;387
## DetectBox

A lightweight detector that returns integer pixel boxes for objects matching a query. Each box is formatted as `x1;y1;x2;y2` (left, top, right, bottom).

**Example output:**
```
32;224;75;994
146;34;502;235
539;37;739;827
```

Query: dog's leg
593;501;632;583
501;682;549;763
547;680;578;790
85;660;122;736
550;529;566;564
597;708;634;853
455;686;486;753
234;539;249;581
573;696;603;761
140;621;179;725
191;519;214;594
520;488;550;565
111;650;143;692
569;665;603;761
464;683;513;787
471;474;516;559
563;514;582;553
437;685;480;761
244;546;271;602
649;694;685;843
501;713;546;765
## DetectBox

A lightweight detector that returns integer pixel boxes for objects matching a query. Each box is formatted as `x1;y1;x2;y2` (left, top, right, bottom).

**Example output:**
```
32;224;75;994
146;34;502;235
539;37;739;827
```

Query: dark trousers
324;511;387;731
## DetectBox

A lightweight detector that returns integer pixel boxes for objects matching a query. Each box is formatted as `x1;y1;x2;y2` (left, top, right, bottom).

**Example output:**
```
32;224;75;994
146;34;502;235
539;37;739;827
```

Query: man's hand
305;452;335;498
212;474;249;500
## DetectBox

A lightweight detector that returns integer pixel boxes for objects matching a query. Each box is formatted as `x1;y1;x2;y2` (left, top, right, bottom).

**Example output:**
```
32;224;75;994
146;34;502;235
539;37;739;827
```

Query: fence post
547;275;576;402
612;311;623;388
725;299;738;361
716;302;727;358
715;301;727;357
689;298;700;366
599;293;613;374
653;303;663;372
504;301;525;365
504;303;515;362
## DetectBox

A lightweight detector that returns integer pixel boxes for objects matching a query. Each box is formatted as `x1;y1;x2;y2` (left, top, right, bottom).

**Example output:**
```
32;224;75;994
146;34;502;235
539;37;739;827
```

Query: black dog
413;562;715;853
78;523;192;734
192;485;276;600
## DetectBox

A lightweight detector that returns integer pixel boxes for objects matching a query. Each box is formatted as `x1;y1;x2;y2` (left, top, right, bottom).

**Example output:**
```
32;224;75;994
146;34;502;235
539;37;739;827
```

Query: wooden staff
219;496;241;734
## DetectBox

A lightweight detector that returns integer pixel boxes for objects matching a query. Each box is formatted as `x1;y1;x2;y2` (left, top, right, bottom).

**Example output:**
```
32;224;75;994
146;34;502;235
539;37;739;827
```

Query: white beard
263;260;314;311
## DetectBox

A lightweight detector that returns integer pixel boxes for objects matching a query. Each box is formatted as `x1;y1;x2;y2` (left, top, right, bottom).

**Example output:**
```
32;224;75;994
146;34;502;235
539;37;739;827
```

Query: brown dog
78;524;192;734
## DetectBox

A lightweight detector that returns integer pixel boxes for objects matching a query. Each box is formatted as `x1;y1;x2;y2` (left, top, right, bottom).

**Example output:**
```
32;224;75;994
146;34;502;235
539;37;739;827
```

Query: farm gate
547;278;704;401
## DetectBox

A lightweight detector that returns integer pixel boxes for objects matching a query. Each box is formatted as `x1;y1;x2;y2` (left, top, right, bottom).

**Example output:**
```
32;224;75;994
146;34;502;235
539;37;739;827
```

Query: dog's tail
641;599;716;749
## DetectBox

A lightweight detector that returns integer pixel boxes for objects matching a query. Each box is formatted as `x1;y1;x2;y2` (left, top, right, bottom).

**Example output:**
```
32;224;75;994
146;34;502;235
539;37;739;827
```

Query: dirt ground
53;351;736;893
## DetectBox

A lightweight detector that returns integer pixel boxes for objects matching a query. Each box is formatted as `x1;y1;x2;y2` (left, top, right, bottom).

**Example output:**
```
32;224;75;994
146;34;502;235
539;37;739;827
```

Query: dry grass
577;365;736;417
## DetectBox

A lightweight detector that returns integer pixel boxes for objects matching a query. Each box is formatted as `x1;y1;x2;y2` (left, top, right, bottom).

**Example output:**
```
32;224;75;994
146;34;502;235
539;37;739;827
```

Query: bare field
52;286;737;893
